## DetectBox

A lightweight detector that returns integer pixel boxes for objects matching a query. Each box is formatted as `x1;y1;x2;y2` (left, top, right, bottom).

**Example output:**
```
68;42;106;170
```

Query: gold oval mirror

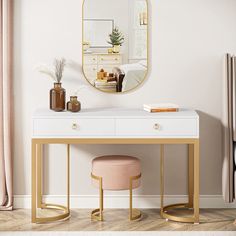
82;0;148;93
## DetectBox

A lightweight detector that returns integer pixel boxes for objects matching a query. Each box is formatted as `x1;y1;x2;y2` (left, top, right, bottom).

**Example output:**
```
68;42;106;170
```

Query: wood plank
0;209;236;231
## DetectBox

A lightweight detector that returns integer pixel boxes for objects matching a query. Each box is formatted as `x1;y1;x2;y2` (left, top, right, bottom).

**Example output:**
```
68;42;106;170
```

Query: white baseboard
13;194;236;209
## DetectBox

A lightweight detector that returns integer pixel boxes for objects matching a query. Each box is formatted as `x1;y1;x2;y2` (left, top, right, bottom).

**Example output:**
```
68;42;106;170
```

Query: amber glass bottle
67;96;81;112
50;83;66;112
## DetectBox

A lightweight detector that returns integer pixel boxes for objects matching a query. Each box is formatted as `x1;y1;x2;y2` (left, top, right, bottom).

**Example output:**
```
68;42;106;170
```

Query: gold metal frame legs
91;173;142;221
91;173;104;221
160;142;200;224
32;141;70;223
31;138;199;224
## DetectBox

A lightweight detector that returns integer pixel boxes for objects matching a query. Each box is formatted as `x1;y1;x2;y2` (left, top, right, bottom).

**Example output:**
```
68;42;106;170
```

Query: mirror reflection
83;0;148;93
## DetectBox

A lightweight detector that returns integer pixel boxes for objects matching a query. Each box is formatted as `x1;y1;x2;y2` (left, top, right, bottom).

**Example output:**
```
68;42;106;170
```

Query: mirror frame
82;0;149;94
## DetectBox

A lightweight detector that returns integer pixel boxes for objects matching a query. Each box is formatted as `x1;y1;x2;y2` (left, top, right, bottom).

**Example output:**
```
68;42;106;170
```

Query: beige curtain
222;54;236;203
0;0;13;210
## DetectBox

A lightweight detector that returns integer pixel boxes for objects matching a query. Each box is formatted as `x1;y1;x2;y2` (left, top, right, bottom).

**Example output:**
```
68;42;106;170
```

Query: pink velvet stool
91;155;142;221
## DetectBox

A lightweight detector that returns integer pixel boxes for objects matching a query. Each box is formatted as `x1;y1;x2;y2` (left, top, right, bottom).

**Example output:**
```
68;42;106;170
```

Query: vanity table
31;108;199;224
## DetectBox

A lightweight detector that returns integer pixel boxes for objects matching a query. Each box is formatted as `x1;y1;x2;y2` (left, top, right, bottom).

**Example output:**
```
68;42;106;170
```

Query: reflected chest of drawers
83;53;123;84
31;108;199;224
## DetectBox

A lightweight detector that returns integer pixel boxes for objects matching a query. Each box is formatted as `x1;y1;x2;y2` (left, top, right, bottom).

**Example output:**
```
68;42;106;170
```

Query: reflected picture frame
84;19;114;48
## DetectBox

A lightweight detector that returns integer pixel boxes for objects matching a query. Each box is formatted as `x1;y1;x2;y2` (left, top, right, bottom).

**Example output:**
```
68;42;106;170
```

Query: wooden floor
0;209;236;231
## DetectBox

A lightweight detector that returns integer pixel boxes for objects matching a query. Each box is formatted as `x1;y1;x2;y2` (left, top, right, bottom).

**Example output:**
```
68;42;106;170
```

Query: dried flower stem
54;58;66;83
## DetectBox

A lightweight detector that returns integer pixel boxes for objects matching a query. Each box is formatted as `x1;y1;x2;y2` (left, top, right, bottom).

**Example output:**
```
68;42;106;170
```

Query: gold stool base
130;208;142;221
161;203;196;223
34;203;70;224
91;208;103;221
91;208;142;221
91;172;142;221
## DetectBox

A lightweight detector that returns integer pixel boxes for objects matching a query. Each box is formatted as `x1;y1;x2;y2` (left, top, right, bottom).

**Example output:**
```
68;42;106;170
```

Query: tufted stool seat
91;155;142;221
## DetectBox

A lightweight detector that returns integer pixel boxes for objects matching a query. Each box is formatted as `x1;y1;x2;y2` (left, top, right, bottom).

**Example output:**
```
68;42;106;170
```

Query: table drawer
98;55;121;65
83;65;97;83
33;118;115;137
116;118;198;137
84;55;97;65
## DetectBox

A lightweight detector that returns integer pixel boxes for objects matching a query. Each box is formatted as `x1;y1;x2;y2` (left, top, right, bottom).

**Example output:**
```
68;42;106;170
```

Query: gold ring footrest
130;208;142;221
161;203;196;223
91;208;103;221
91;208;141;221
35;203;70;224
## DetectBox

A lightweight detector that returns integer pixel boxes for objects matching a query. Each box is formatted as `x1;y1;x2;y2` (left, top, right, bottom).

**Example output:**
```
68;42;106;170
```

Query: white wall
13;0;236;200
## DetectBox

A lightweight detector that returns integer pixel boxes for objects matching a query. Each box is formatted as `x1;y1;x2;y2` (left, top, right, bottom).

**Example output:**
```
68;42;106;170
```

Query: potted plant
107;27;124;53
38;58;66;112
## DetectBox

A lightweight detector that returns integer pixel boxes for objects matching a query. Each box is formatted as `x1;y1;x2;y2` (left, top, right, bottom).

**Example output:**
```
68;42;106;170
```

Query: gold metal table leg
31;142;71;223
160;144;164;216
160;141;200;224
31;140;37;223
188;144;194;208
37;144;42;209
129;174;142;221
193;140;200;224
67;144;70;212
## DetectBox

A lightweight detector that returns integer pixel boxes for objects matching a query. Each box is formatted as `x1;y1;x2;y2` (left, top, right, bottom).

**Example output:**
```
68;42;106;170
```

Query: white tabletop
33;107;199;119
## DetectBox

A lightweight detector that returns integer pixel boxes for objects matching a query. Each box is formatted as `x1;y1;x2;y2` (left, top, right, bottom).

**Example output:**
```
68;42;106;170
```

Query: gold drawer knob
72;123;78;130
115;58;118;61
93;58;96;61
101;58;104;60
153;123;160;130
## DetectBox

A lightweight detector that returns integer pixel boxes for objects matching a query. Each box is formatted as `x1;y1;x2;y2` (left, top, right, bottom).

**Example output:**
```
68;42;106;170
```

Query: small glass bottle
67;96;81;112
50;83;66;112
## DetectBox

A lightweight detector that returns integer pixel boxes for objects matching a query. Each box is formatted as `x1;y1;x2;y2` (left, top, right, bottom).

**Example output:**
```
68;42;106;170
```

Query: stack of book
95;80;117;92
143;103;179;113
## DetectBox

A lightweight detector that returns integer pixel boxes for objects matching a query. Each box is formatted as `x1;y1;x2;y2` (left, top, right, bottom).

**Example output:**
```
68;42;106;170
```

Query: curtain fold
222;54;236;203
0;0;13;210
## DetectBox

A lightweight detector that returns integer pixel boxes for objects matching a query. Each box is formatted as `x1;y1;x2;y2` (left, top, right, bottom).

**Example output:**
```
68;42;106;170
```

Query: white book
143;103;179;109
